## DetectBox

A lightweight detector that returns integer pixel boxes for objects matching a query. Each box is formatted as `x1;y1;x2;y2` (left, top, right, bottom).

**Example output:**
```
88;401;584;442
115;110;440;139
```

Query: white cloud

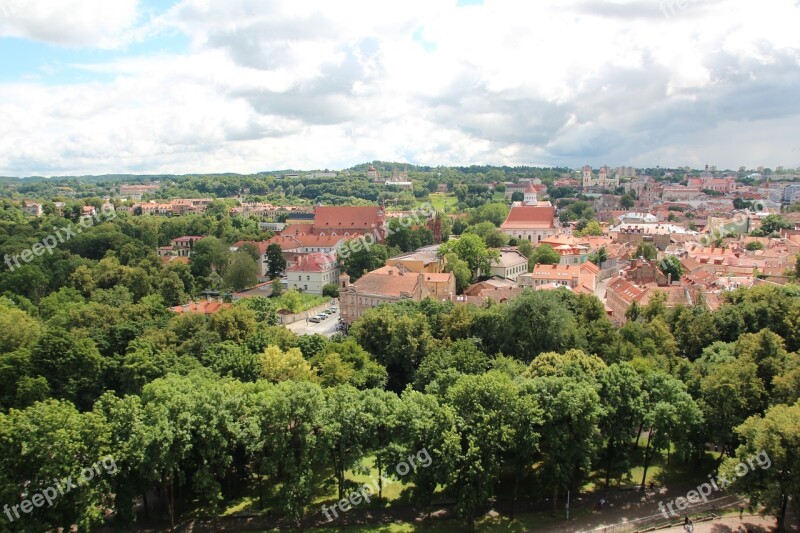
0;0;140;48
1;0;800;175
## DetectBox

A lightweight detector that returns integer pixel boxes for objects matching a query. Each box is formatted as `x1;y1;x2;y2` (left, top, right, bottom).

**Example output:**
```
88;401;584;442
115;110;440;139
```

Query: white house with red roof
500;205;559;243
286;252;340;294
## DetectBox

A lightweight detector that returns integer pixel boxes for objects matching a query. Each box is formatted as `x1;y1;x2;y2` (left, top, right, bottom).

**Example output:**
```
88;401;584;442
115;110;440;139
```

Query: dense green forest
0;173;799;532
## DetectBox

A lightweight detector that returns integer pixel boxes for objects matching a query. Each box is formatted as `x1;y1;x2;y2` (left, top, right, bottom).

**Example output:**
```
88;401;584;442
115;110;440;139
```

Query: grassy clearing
273;289;328;313
426;193;458;212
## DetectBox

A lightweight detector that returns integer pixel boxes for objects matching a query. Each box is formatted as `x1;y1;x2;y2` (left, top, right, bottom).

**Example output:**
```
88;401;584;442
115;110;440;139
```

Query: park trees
722;402;800;532
446;372;520;527
637;372;702;489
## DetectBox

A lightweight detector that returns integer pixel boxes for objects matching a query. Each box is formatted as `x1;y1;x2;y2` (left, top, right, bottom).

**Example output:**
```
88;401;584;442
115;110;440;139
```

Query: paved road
285;310;341;337
659;514;778;532
595;275;611;302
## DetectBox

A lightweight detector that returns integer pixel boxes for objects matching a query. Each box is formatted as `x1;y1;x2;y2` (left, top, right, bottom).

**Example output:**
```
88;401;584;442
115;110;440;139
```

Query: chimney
389;269;393;275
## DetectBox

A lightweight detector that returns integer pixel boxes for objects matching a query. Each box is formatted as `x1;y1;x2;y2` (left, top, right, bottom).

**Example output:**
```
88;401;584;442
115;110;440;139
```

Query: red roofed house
518;262;598;294
311;206;385;238
338;266;455;325
290;233;356;254
500;205;559;243
287;252;340;294
231;237;301;278
171;300;232;315
171;236;205;257
605;277;648;323
22;201;43;217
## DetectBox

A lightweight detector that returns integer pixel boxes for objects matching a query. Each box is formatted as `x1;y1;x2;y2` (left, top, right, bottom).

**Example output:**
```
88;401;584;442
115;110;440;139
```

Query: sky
0;0;799;177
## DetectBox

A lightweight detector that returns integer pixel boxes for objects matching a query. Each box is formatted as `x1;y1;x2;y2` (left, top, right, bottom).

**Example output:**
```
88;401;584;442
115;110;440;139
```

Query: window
306;275;310;281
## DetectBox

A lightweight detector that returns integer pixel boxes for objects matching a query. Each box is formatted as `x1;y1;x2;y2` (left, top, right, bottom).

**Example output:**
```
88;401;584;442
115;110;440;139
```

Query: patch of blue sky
0;0;185;84
412;27;436;52
0;31;188;84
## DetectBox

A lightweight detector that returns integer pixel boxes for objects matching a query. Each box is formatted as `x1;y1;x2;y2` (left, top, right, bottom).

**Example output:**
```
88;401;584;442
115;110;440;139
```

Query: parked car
309;315;323;323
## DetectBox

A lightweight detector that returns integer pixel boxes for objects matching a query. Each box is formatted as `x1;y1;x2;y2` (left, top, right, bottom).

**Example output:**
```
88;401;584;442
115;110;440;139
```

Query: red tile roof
171;301;232;314
234;236;302;254
607;277;647;304
172;235;205;243
313;206;383;231
287;252;337;273
292;233;358;247
501;206;556;230
350;265;421;297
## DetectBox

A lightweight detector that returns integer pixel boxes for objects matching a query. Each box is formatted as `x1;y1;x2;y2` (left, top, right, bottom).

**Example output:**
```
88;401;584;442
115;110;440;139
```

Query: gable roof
607;277;647;304
233;236;301;254
500;206;556;230
313;206;383;230
349;265;421;297
287;252;337;273
292;233;356;247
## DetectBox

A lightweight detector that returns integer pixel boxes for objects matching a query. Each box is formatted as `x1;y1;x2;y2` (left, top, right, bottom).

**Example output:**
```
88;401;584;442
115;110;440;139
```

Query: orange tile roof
530;263;580;279
350;265;421;297
235;236;303;254
501;206;556;230
287;252;337;273
607;277;647;304
171;301;232;314
313;206;383;230
292;233;358;247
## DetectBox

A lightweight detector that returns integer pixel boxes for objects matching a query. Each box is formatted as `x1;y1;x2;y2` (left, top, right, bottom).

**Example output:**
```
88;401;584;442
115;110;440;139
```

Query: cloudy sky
1;0;799;176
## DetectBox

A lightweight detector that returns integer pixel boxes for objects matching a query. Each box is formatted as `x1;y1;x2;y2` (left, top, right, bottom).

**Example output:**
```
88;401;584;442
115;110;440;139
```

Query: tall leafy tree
438;233;498;279
528;243;561;266
598;363;646;487
637;372;702;489
224;251;259;291
265;243;286;279
722;402;800;532
446;372;518;528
